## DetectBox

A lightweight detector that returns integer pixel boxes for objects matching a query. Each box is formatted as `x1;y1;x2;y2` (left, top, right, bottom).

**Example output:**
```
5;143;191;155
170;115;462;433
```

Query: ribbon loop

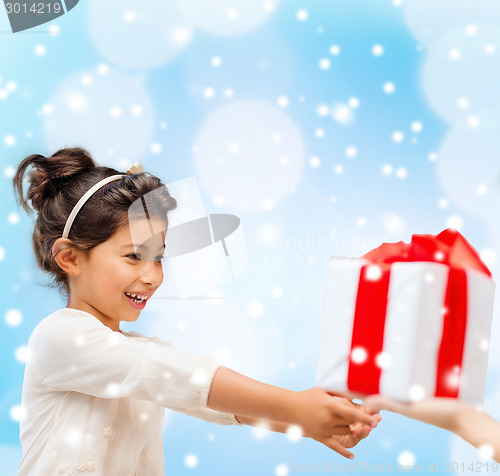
363;229;492;277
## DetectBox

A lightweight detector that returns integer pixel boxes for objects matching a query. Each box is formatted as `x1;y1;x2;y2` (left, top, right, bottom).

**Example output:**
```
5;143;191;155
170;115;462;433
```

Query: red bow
363;228;491;277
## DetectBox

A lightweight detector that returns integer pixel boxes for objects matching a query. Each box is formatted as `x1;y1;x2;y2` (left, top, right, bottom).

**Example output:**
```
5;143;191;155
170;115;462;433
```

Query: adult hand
364;395;465;432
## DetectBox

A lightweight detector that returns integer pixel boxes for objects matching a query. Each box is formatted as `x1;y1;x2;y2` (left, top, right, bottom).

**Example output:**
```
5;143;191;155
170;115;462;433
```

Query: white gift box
314;257;495;405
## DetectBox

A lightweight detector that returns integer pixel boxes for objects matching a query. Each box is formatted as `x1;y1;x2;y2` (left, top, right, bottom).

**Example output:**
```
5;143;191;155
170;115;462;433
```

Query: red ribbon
347;263;391;394
347;229;491;397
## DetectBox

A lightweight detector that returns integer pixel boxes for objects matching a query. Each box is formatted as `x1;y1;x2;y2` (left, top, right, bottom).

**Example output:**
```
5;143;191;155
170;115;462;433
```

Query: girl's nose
140;261;164;287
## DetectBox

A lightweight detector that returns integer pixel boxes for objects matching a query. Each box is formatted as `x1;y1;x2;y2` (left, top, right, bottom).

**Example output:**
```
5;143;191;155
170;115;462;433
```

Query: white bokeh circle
193;100;305;211
174;0;282;37
44;67;154;167
421;24;500;129
436;127;500;220
404;0;500;47
88;0;193;70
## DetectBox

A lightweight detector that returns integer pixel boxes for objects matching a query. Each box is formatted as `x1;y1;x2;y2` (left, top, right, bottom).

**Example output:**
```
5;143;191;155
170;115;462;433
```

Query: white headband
62;161;144;239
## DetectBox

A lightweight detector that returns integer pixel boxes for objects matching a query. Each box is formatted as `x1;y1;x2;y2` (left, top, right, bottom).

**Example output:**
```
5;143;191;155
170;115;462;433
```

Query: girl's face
67;217;166;332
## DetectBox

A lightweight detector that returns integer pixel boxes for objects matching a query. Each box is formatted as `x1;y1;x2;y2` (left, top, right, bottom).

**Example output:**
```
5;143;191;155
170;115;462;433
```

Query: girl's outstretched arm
365;395;500;462
207;366;380;459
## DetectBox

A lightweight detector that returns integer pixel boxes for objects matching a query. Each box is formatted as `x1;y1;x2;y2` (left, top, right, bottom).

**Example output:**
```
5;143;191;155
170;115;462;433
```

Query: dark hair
12;147;177;298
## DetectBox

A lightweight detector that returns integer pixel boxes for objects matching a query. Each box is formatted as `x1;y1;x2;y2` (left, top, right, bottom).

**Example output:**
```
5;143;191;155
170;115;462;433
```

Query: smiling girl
13;147;380;475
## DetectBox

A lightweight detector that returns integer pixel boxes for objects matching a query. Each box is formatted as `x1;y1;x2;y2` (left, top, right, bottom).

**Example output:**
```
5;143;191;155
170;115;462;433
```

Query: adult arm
365;395;500;462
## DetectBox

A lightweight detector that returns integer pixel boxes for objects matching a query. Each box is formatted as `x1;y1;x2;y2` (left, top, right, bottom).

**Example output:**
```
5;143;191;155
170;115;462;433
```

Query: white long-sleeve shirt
18;307;242;475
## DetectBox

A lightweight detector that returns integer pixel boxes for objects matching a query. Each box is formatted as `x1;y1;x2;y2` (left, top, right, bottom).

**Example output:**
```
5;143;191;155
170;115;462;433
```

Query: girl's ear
52;238;82;276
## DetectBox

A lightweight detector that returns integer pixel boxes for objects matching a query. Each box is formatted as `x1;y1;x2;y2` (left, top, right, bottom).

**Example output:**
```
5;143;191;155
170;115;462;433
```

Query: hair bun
13;147;96;215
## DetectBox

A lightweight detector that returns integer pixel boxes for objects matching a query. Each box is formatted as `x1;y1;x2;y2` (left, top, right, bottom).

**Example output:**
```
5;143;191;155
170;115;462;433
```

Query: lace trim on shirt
57;427;115;475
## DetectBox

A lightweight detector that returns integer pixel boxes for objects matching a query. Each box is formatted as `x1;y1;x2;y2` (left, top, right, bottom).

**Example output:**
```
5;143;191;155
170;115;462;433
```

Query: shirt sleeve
128;332;243;426
31;312;242;425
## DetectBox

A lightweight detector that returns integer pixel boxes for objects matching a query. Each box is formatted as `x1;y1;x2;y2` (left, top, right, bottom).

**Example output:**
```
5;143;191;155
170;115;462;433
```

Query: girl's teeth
125;292;145;303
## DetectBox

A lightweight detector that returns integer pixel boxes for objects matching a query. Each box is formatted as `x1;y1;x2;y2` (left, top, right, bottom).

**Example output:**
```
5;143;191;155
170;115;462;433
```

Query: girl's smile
124;291;149;309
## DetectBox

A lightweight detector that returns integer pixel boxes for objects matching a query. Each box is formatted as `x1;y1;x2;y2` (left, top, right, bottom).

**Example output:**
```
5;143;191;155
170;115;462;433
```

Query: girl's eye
126;254;165;262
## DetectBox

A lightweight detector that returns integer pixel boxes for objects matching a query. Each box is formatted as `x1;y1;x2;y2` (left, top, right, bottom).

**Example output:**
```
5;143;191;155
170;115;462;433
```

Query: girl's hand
313;423;373;459
290;388;381;458
363;394;466;432
312;398;379;459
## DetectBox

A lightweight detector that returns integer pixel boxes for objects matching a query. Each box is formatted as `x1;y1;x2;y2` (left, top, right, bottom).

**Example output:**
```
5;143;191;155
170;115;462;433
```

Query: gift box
315;229;495;405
